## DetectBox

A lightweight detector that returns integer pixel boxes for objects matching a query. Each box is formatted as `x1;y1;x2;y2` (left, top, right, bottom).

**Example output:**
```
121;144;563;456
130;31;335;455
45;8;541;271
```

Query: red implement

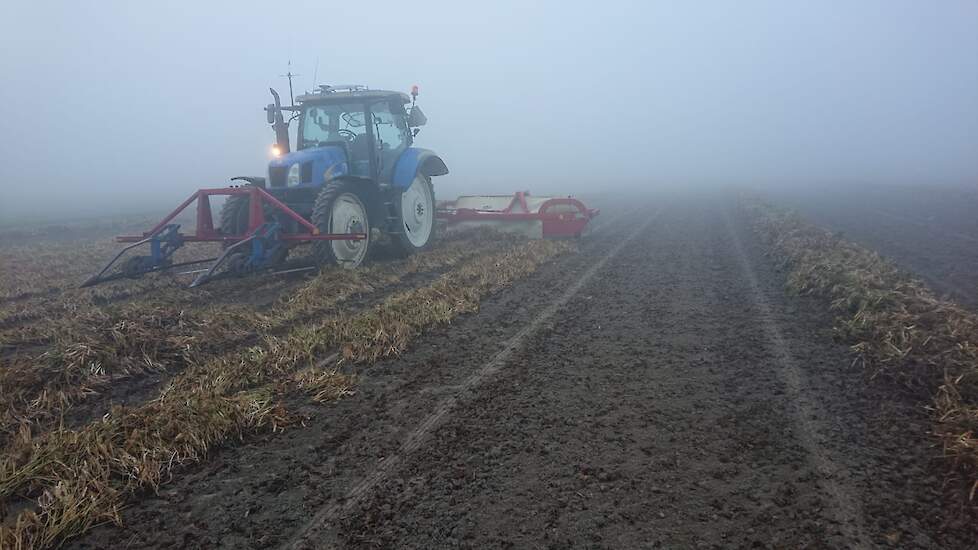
436;191;599;238
115;186;364;244
82;185;366;288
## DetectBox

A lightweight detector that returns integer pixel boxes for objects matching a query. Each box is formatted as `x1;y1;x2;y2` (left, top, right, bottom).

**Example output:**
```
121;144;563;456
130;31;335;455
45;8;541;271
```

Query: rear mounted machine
436;192;598;239
81;184;366;288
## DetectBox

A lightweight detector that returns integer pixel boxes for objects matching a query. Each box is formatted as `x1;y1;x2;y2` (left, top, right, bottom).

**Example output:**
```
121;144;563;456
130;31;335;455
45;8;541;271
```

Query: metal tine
270;266;317;276
80;235;156;287
189;236;256;288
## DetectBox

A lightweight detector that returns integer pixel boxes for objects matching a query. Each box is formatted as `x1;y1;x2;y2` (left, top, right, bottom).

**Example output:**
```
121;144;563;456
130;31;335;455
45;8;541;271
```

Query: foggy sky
1;1;976;222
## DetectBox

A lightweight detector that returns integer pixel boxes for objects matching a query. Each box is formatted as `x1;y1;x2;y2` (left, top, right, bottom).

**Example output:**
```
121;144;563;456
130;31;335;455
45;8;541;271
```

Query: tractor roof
295;85;410;105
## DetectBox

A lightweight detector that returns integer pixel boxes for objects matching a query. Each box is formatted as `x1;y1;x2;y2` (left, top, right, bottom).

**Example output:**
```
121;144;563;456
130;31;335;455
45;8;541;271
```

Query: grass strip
0;237;570;548
0;233;508;447
743;197;978;507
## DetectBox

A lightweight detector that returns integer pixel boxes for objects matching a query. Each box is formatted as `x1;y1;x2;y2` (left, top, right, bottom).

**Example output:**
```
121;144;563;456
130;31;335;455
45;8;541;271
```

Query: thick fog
1;1;976;223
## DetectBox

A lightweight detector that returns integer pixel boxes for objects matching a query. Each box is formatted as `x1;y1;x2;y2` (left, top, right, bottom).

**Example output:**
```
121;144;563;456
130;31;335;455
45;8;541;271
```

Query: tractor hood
267;146;350;188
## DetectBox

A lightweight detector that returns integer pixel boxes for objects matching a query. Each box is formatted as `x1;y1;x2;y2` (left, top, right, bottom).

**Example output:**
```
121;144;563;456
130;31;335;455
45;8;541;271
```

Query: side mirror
266;104;276;124
407;106;427;127
412;128;421;137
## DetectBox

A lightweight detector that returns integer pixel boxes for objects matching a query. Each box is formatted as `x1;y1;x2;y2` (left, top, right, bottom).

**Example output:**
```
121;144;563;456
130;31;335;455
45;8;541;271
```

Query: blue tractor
81;84;448;288
241;84;448;267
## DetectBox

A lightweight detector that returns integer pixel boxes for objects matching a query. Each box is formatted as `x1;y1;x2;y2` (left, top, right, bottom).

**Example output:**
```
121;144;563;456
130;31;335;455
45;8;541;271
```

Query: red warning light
411;85;419;97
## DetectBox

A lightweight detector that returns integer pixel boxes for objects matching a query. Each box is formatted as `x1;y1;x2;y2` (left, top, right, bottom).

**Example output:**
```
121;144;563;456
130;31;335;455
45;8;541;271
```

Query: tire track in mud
330;200;844;548
304;209;630;379
724;209;872;548
284;209;662;548
64;197;976;548
326;197;964;548
64;204;638;550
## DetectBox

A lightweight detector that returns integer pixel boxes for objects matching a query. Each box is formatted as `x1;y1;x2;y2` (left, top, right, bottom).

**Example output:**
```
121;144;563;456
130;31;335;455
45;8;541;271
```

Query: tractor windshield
299;103;368;151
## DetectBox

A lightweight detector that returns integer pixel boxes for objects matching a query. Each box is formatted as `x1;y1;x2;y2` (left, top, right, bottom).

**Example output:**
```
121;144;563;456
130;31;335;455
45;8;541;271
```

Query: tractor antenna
280;60;300;106
311;57;319;91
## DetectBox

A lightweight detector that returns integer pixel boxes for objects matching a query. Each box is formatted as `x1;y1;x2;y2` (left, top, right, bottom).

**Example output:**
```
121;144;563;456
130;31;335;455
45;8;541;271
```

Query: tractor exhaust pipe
266;88;290;155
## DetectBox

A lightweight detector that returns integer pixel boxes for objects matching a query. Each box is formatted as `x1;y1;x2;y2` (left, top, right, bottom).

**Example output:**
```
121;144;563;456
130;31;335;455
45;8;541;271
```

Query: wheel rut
285;209;662;548
66;195;971;549
329;198;864;548
724;208;871;548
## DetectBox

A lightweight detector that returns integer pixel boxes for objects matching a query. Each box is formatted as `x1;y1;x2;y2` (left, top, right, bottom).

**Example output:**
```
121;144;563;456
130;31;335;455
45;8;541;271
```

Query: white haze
0;0;976;222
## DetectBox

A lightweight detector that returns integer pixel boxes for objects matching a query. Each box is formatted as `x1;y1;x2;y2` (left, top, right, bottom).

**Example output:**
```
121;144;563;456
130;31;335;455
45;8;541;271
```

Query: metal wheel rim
401;177;434;248
330;192;369;267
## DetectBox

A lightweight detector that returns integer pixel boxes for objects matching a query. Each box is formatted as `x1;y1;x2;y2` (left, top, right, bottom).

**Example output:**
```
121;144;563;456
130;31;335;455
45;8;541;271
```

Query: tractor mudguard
230;176;267;187
392;148;449;189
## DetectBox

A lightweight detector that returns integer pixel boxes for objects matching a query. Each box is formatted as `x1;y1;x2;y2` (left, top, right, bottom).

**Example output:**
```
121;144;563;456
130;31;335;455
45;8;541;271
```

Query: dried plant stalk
742;197;978;508
0;236;571;548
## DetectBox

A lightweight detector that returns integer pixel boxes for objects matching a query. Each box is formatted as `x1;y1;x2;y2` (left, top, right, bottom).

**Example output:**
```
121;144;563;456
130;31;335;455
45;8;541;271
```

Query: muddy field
766;184;978;309
2;191;977;548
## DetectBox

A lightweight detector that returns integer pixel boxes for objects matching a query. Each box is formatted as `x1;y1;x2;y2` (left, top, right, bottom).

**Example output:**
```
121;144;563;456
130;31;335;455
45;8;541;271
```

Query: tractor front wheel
312;180;372;268
392;174;436;256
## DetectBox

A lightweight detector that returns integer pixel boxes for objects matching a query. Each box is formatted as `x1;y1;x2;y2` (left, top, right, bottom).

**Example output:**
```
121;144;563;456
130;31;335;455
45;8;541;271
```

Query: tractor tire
311;180;372;269
218;195;250;249
391;174;436;256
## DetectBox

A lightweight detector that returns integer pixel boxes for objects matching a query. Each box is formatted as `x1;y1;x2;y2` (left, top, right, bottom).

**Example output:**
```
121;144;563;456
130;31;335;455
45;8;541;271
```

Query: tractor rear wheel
392;174;436;256
219;196;250;247
311;180;372;268
218;194;289;264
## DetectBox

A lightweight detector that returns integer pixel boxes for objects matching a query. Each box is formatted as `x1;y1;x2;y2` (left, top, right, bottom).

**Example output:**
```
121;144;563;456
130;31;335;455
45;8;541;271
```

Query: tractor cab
266;86;427;190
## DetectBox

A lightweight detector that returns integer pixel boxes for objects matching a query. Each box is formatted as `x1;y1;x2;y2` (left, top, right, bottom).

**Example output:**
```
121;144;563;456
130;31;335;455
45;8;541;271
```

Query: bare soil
765;184;978;309
66;194;975;549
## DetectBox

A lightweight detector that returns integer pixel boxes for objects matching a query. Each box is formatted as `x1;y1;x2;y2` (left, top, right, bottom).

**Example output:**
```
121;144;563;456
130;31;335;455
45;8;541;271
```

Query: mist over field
0;0;976;223
7;3;978;547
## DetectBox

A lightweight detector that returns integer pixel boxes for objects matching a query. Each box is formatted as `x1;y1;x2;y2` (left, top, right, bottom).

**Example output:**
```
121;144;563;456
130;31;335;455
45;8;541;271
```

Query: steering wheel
337;129;357;142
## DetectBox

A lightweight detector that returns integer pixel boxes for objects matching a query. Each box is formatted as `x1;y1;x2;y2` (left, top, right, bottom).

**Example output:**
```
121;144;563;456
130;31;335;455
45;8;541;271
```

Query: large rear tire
311;180;372;268
219;195;250;246
392;174;436;256
218;194;289;264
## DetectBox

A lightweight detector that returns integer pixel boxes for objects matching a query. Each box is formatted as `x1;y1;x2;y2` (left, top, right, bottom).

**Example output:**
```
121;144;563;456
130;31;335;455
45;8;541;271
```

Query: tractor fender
230;176;267;188
392;148;449;189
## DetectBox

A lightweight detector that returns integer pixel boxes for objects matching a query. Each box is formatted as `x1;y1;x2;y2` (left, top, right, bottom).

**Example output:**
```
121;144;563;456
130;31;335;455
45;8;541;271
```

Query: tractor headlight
286;163;301;187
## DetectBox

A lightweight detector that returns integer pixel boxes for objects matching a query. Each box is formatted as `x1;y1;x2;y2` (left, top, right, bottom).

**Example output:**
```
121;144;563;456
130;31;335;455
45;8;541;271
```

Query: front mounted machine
84;83;449;287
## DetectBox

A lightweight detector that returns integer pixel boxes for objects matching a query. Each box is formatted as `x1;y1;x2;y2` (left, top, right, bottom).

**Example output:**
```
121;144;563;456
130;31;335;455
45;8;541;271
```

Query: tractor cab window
370;100;410;182
300;103;371;176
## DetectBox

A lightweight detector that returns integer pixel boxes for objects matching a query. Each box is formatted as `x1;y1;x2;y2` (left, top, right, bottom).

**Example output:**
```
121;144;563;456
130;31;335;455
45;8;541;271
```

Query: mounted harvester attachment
81;185;366;288
437;192;599;239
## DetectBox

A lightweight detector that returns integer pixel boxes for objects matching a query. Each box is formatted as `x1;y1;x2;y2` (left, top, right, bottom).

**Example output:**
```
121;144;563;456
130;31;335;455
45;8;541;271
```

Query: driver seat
350;132;371;161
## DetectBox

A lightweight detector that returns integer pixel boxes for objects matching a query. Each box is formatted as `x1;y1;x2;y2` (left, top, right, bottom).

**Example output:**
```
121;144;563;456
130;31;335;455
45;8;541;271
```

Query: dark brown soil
66;194;975;549
764;183;978;309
